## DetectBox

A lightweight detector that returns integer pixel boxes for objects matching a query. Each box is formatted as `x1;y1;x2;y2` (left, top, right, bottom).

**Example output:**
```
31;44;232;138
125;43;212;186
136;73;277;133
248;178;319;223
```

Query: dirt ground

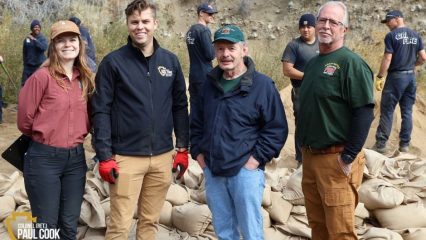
1;86;425;175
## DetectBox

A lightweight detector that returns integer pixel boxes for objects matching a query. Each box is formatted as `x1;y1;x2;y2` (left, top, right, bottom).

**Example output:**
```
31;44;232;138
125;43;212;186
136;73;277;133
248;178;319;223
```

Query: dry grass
1;1;425;103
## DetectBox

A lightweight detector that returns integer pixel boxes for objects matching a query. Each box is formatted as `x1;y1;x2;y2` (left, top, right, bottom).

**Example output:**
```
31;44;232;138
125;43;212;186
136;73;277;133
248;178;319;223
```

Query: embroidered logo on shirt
158;66;173;77
323;63;340;76
186;32;195;44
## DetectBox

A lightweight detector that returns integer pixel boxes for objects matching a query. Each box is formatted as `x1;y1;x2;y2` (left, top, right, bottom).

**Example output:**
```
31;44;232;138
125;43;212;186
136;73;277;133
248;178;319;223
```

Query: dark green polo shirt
297;47;374;149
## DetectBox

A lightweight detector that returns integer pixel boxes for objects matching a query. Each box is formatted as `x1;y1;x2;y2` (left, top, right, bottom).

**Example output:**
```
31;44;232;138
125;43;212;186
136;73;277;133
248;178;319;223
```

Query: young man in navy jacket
190;25;288;240
91;1;189;239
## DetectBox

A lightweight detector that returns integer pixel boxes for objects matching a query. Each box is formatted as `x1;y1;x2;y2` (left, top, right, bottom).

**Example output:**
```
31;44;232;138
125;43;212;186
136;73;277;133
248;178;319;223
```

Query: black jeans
24;141;87;240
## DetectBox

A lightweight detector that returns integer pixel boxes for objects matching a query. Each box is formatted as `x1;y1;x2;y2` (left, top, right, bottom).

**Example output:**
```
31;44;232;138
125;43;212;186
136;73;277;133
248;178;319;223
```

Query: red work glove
99;159;119;184
172;150;188;180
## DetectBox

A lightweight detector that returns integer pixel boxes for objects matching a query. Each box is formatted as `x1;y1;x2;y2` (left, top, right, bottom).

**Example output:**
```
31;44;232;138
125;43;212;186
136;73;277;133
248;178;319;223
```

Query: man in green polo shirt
296;1;374;239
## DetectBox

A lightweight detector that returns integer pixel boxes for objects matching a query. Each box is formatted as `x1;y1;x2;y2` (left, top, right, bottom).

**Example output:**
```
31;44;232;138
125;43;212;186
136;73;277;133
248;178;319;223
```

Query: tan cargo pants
301;149;365;240
105;151;173;240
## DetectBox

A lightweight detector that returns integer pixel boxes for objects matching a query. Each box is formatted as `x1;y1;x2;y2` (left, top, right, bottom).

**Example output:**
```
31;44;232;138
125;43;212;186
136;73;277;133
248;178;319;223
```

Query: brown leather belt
305;144;345;154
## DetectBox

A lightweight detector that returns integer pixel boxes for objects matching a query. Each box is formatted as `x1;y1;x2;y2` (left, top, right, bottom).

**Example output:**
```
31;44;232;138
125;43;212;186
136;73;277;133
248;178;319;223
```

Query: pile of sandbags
1;148;426;240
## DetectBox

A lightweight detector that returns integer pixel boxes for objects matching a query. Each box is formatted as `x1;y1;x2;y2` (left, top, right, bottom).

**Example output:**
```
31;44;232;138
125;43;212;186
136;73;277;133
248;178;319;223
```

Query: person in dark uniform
373;10;426;153
185;3;217;113
21;19;48;86
281;13;319;166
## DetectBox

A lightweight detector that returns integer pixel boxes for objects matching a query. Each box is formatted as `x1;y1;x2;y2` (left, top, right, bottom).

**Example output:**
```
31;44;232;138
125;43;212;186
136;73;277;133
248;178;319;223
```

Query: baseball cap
213;25;245;43
197;3;218;14
381;10;403;23
50;20;80;40
299;14;316;28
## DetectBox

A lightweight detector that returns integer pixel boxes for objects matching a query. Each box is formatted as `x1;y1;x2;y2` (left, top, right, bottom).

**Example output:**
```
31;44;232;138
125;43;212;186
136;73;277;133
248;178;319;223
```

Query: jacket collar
126;36;160;57
208;56;256;94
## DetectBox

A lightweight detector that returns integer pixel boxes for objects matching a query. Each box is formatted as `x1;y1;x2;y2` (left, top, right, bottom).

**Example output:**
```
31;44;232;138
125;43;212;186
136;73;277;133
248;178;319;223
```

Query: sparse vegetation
0;0;425;103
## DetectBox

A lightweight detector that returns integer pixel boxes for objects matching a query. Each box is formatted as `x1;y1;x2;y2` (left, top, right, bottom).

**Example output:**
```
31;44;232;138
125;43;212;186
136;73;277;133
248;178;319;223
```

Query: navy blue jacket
79;25;96;63
190;57;288;177
22;33;47;67
186;24;215;84
91;37;189;161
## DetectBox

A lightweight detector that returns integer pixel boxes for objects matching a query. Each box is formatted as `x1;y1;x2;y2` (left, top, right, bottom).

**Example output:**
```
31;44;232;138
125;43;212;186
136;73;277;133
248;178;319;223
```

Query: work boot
399;146;409;153
372;142;387;154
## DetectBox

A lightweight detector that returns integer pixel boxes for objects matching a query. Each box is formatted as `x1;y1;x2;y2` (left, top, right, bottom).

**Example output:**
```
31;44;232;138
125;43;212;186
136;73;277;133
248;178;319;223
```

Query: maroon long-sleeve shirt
18;67;90;148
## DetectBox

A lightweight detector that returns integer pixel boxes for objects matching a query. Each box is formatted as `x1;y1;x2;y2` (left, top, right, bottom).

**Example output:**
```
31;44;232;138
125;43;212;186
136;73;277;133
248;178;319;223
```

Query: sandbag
183;160;204;189
172;202;211;236
355;202;370;227
358;227;403;240
0;171;20;196
359;178;404;210
399;228;426;240
282;167;304;205
374;203;426;230
264;227;290;239
0;195;15;221
262;184;272;207
79;186;106;228
363;149;387;178
100;198;110;217
266;191;292;225
190;188;207;204
166;183;190;206
159;200;173;227
262;207;271;228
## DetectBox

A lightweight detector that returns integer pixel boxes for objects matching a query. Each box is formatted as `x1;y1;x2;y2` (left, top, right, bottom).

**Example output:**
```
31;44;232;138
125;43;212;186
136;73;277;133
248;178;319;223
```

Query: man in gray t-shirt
281;13;319;164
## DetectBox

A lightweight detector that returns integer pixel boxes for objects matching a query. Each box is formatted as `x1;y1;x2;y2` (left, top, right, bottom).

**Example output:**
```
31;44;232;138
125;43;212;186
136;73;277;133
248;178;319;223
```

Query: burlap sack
374;203;426;230
355;202;370;227
3;174;25;198
76;225;89;240
262;207;271;228
277;213;311;238
0;195;15;221
166;183;190;206
266;191;292;225
0;171;20;195
282;167;304;205
100;198;110;217
363;149;387;178
262;184;272;207
172;202;211;236
399;228;426;240
183;160;204;189
265;167;291;192
190;188;207;204
86;175;109;200
79;186;106;228
13;188;28;206
357;227;403;240
359;178;404;210
159;200;173;227
264;227;290;239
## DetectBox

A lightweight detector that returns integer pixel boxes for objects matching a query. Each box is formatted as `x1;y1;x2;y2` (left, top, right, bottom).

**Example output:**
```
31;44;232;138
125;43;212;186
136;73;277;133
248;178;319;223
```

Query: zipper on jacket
145;60;154;156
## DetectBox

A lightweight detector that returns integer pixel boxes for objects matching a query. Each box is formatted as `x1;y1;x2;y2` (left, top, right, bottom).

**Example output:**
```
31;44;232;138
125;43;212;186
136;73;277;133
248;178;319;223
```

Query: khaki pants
105;151;173;240
301;149;365;240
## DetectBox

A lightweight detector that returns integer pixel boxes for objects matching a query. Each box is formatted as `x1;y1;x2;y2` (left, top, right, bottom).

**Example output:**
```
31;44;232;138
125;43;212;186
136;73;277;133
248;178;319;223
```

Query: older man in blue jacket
190;25;288;240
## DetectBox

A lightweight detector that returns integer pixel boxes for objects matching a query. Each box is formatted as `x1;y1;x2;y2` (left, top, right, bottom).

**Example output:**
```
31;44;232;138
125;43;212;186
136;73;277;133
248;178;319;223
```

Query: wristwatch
341;153;354;164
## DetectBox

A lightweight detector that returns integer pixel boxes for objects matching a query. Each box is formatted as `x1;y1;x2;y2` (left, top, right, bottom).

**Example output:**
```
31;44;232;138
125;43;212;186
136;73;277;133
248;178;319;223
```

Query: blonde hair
42;34;95;100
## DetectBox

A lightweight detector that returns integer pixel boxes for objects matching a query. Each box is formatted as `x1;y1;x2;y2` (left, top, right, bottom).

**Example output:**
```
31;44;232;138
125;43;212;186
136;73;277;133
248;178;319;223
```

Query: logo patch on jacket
323;63;340;76
158;66;173;77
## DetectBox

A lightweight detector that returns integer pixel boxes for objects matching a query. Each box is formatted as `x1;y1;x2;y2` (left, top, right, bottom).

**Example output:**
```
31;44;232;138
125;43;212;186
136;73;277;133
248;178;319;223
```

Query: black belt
389;70;414;74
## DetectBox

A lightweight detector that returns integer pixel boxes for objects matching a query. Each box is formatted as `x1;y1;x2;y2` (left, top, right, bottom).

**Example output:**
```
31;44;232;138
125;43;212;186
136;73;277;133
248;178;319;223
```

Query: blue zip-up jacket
190;57;288;177
22;33;48;68
91;37;189;161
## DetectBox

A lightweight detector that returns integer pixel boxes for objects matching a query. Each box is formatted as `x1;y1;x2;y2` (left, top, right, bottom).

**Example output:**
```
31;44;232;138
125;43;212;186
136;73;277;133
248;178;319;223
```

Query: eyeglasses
316;17;344;27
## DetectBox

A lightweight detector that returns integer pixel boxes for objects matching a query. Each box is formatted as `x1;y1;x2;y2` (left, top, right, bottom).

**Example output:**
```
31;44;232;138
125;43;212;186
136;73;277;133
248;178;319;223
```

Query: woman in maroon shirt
17;20;94;239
